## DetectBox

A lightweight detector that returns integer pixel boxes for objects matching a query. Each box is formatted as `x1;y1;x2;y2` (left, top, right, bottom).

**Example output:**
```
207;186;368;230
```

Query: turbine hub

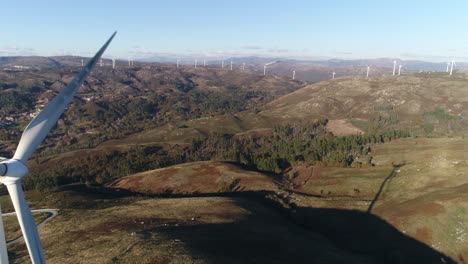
0;159;28;183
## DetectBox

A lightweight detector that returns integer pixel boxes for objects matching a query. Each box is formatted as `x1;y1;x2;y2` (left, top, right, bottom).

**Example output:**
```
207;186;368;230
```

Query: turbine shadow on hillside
152;195;455;264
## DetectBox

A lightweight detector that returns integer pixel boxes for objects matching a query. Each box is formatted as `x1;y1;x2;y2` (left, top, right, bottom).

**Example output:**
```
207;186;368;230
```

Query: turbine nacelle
0;159;28;181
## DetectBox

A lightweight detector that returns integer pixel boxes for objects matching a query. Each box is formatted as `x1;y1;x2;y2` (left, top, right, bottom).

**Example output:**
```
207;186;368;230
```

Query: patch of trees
0;91;34;115
24;120;410;191
185;120;410;173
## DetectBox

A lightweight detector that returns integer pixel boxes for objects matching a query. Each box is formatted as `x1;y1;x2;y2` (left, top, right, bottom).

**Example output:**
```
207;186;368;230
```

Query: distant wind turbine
222;60;225;68
100;59;103;67
203;59;206;67
81;59;84;67
398;65;402;76
450;60;455;76
293;70;296;80
393;60;397;76
242;63;246;70
112;58;116;69
195;59;197;68
333;71;336;79
176;58;180;69
446;62;450;72
263;61;278;76
230;60;233;70
366;66;370;78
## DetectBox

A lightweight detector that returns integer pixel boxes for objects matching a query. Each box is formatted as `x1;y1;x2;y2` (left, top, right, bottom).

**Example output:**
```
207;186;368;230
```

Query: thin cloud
241;45;263;50
0;45;36;56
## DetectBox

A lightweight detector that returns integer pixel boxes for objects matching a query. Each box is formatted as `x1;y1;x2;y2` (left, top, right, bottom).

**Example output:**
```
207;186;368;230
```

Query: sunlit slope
108;161;278;195
261;74;468;126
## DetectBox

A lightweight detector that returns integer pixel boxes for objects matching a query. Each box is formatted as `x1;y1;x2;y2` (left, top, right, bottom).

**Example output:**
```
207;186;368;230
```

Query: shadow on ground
152;196;454;264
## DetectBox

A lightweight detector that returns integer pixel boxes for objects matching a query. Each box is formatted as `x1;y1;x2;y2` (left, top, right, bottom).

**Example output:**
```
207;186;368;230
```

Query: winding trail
3;209;59;246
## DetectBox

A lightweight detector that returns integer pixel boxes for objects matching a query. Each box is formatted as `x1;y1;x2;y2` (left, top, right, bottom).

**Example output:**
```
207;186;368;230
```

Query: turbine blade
6;182;45;264
13;32;117;163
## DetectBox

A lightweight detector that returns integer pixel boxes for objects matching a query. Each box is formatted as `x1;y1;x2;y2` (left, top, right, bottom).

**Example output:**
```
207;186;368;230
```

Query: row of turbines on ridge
80;57;459;80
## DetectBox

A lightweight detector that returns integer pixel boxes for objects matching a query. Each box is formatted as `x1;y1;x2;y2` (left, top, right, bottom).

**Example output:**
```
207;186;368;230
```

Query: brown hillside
261;75;468;124
107;161;278;195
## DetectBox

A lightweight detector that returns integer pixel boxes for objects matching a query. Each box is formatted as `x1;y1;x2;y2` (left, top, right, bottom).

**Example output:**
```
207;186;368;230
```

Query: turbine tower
263;65;267;76
128;58;131;66
393;60;397;76
242;63;246;70
222;60;225;69
230;60;233;71
333;71;336;79
0;32;116;264
293;70;296;80
81;59;84;67
398;65;402;76
446;62;450;72
100;59;103;67
112;58;116;69
366;66;370;78
177;58;180;69
203;59;206;67
195;59;197;68
450;60;455;76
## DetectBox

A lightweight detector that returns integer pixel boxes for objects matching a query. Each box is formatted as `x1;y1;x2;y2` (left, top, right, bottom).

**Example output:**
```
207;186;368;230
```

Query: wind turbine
366;66;370;78
81;59;84;67
398;65;402;76
203;59;206;67
195;59;197;68
112;58;116;69
0;32;116;264
230;60;233;71
263;61;278;76
176;58;180;69
222;60;225;69
292;70;296;80
242;63;246;70
333;71;336;79
446;62;450;72
100;59;103;67
450;60;455;76
393;60;397;76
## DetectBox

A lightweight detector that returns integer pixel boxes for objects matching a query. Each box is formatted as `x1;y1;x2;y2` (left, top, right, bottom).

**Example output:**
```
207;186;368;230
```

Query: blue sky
2;0;468;61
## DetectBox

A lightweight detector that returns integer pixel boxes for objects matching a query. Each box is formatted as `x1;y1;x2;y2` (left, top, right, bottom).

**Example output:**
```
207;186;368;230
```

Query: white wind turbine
292;70;296;80
450;60;455;76
333;71;336;79
195;59;197;68
366;66;370;78
112;57;116;69
230;60;233;71
392;60;397;76
398;65;402;76
0;32;116;264
176;58;180;69
263;61;278;76
446;62;450;73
